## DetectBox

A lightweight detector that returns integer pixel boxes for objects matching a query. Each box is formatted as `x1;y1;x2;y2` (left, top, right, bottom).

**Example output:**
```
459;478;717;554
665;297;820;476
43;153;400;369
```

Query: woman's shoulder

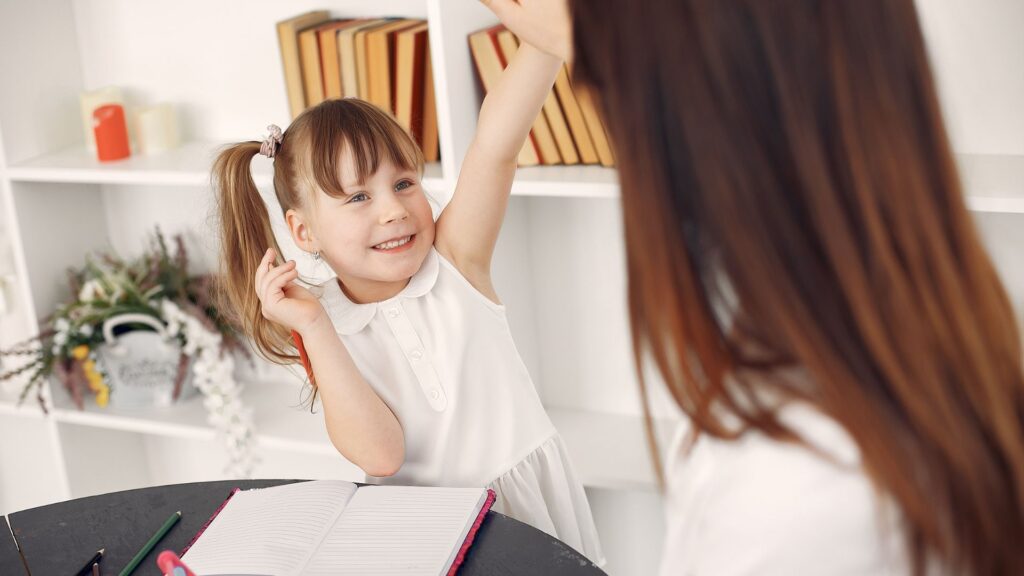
661;404;907;575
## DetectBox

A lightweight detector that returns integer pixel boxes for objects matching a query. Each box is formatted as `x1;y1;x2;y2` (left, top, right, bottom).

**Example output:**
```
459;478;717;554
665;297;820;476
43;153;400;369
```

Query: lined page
301;486;486;576
183;481;358;576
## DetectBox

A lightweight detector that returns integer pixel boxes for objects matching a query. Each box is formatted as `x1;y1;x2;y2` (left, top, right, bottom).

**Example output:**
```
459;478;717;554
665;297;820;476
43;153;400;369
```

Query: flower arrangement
0;228;259;477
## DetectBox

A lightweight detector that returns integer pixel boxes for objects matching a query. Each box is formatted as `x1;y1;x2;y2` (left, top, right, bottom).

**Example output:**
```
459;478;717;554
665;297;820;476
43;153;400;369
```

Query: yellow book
395;22;430;142
421;41;440;163
317;20;360;100
299;27;326;107
366;19;424;114
338;19;388;99
577;89;616;167
277;11;331;118
554;65;599;164
355;21;394;101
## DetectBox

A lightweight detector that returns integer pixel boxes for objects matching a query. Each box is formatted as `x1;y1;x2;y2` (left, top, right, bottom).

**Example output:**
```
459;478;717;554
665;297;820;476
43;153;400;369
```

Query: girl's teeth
375;236;411;250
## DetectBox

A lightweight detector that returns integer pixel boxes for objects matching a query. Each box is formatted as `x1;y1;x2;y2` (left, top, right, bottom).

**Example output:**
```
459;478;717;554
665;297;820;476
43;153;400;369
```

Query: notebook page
183;481;358;576
300;486;486;576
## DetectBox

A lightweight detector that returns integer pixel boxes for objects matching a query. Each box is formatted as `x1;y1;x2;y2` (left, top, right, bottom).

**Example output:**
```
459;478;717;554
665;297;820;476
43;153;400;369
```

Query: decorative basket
95;313;197;408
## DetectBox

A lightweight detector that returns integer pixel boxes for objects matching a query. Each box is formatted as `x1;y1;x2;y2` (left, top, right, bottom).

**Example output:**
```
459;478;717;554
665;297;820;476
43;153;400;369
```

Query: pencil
118;510;181;576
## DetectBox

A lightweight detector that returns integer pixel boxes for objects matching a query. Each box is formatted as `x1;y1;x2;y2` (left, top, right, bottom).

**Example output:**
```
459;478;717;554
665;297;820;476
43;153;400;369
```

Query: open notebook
180;480;495;576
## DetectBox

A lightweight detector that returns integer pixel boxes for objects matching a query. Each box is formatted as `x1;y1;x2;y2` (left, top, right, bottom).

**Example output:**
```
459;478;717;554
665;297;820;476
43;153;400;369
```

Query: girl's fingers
267;268;300;300
254;248;275;289
259;260;297;300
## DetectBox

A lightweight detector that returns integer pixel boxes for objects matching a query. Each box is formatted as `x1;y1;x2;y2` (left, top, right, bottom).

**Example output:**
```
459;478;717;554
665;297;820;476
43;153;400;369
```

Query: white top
659;403;910;575
317;247;604;565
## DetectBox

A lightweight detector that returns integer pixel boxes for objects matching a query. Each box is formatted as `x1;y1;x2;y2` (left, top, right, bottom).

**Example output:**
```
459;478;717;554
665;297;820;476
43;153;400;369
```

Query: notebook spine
180;487;241;556
446;488;497;576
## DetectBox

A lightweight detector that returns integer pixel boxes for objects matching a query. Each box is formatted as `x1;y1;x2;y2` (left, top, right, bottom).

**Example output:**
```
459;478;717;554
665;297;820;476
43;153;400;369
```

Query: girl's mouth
372;234;416;253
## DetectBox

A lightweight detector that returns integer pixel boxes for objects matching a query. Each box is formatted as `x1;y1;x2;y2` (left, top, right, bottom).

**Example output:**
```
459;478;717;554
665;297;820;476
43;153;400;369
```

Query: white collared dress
316;247;604;565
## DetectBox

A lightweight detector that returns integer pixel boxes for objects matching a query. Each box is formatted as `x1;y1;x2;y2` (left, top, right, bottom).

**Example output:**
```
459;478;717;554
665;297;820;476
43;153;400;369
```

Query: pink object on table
156;550;196;576
92;103;131;162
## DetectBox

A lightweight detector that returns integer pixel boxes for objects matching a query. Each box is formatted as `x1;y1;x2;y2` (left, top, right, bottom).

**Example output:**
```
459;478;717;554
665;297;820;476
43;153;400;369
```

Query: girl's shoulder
432;244;504;312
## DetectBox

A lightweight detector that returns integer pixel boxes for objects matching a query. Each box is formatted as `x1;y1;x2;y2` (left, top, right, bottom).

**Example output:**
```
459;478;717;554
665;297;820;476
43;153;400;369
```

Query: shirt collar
319;247;440;335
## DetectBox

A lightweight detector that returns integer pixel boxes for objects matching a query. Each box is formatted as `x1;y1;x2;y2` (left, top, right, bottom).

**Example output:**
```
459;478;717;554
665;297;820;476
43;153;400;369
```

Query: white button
430;389;440;400
410;350;423;359
387;308;399;318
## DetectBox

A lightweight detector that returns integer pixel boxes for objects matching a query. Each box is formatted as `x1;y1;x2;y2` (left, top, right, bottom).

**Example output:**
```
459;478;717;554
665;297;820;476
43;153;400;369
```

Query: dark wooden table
1;516;26;575
8;479;605;575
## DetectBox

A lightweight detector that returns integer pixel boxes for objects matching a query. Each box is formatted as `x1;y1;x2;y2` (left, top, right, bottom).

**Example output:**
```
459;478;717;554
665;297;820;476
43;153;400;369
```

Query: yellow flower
71;345;89;360
95;384;109;408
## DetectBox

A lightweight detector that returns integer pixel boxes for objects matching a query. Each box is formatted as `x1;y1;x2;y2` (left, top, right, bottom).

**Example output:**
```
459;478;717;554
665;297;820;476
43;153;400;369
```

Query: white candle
135;103;180;154
80;86;123;153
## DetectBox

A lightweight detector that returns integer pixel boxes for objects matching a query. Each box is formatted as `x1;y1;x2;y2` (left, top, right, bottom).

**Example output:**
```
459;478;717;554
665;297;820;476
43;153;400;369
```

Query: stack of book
469;25;615;168
277;12;439;162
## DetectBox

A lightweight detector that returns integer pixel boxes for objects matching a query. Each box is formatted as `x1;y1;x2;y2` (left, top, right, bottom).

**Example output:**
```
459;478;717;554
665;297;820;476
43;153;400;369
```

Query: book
495;29;578;165
366;19;424;114
395;22;430;144
468;26;540;167
576;88;616;167
338;19;388;99
355;20;396;101
553;65;599;164
316;20;361;100
181;480;496;576
277;11;331;119
489;27;561;165
298;26;327;107
421;42;440;162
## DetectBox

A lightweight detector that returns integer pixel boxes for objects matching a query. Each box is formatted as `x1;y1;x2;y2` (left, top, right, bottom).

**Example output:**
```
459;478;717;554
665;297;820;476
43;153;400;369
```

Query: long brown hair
569;0;1024;573
213;98;422;366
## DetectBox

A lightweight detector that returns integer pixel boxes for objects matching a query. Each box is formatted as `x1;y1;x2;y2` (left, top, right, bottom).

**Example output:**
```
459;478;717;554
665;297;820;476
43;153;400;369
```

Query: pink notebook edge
446;488;497;576
180;487;241;557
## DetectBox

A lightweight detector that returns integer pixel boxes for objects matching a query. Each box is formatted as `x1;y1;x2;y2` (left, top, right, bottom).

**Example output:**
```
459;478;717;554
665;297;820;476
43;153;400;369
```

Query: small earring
312;250;321;262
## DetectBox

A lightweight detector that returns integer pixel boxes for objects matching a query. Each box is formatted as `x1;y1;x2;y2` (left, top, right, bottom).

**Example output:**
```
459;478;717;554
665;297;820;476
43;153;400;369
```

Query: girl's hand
480;0;572;62
254;248;325;336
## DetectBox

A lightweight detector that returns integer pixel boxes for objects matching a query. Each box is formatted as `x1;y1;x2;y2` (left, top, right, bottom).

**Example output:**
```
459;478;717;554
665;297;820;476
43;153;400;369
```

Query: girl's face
312;151;435;303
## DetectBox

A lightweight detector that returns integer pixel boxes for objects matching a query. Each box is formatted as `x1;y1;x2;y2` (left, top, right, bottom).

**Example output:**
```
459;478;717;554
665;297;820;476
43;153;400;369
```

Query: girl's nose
378;193;410;224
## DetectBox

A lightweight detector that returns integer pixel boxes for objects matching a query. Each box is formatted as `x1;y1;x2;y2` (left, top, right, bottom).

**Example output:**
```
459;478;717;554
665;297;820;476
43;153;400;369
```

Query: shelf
45;372;340;457
5;141;445;191
4;142;620;199
511;165;619;198
10;371;677;491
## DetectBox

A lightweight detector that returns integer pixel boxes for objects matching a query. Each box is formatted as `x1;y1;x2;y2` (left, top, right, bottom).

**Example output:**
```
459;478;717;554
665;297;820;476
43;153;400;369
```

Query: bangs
307;99;423;198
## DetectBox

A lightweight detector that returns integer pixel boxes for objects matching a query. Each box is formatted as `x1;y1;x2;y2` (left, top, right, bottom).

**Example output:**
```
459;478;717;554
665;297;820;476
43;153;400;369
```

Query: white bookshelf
0;1;1021;575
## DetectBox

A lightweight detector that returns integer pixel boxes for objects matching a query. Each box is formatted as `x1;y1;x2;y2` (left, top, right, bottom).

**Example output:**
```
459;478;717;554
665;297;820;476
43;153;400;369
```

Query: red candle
93;104;131;162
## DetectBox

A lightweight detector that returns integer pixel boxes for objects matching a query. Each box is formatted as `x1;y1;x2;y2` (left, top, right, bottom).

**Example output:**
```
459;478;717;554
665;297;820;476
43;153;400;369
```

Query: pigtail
213;141;297;365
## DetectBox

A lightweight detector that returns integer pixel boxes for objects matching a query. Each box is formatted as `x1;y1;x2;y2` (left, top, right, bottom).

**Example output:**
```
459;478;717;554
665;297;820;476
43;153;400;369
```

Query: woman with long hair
482;0;1024;573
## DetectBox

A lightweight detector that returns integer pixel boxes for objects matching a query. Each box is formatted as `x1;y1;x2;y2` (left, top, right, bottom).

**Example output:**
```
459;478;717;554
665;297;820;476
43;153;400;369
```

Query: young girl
213;38;603;564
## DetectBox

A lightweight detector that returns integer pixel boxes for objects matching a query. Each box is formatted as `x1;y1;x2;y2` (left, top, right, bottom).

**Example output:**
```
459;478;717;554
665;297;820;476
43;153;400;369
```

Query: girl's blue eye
348;192;369;203
395;180;414;191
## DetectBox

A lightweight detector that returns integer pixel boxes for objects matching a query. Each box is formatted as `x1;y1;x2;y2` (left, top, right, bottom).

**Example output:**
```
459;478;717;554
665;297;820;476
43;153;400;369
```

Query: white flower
55;318;70;332
78;279;104;303
79;324;93;337
53;332;67;346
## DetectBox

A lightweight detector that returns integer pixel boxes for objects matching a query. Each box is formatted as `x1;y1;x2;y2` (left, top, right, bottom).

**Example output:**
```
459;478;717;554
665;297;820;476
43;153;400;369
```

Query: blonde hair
213;98;424;366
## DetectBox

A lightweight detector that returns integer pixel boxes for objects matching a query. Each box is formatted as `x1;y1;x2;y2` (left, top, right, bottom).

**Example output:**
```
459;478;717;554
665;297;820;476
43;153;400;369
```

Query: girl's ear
285;208;315;252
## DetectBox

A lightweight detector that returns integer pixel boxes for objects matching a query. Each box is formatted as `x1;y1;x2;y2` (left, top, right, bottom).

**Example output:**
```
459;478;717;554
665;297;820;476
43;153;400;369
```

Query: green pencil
118;510;181;576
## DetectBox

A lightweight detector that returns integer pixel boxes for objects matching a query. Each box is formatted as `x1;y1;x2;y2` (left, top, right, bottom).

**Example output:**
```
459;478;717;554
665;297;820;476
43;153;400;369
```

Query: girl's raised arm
434;18;564;296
